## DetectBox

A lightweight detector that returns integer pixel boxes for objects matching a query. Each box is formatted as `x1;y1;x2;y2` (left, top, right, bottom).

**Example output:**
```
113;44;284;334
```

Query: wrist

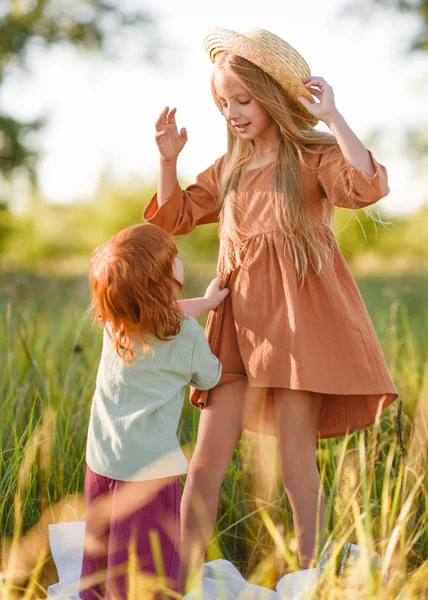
201;296;212;312
178;297;210;319
160;156;178;167
324;110;345;131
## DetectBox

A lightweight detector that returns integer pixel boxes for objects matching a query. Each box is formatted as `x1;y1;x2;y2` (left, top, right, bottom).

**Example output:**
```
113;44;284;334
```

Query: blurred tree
0;0;159;203
345;1;428;211
345;1;428;52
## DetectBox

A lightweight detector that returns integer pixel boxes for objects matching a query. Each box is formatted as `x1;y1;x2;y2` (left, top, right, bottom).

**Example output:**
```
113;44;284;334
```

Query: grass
0;268;427;599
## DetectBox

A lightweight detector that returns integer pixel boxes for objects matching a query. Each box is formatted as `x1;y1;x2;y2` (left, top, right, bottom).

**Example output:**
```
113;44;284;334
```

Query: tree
0;0;159;204
344;1;428;188
345;1;428;52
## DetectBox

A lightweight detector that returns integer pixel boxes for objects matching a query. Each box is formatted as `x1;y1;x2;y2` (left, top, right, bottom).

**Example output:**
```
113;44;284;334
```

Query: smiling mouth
235;123;250;129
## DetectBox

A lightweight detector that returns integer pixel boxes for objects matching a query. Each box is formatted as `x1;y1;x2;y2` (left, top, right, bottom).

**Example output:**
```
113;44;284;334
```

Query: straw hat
204;28;318;125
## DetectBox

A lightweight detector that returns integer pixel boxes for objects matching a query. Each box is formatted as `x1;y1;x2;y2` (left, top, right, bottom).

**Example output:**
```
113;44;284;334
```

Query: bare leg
273;389;326;569
179;380;264;593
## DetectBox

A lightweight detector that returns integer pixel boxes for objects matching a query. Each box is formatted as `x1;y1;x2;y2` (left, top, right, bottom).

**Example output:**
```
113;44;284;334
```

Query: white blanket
47;522;85;599
47;521;379;600
182;559;319;599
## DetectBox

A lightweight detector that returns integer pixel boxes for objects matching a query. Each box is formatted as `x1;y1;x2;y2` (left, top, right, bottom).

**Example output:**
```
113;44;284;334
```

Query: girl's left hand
298;76;340;125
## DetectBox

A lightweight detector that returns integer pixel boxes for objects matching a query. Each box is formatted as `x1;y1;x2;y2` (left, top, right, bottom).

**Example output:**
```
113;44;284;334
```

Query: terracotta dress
144;145;398;438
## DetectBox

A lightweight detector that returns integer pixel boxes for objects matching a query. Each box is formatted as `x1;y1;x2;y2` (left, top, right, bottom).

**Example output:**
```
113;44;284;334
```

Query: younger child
79;223;228;599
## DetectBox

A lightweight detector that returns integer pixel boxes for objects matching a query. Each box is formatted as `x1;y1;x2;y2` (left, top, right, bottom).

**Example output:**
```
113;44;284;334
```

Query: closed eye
218;99;251;108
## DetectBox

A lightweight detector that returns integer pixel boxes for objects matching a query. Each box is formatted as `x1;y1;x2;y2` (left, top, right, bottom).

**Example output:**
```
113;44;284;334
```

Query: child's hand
203;276;229;311
155;106;188;163
298;76;340;126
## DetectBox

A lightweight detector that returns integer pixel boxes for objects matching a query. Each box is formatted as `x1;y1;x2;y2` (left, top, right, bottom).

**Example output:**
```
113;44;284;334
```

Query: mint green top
86;316;221;481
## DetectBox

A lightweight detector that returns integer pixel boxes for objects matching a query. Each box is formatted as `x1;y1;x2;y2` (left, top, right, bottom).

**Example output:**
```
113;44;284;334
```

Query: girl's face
173;255;184;285
213;68;275;141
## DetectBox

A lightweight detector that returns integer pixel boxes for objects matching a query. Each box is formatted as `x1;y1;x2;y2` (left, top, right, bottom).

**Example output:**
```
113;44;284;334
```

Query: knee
281;464;320;495
185;460;227;492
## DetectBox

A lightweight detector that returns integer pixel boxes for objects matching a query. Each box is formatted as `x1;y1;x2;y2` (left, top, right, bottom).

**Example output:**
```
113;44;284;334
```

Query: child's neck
247;141;280;169
255;146;279;161
251;130;280;166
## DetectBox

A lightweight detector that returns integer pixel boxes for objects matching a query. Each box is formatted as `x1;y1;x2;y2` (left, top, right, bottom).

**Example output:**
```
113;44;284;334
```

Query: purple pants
79;465;181;600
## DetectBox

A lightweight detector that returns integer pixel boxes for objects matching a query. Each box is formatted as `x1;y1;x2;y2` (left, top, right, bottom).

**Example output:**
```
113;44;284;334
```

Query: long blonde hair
212;53;339;285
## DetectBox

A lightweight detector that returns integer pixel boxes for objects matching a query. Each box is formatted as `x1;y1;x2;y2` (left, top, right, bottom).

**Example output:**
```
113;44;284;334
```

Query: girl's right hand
155;106;188;163
203;276;230;311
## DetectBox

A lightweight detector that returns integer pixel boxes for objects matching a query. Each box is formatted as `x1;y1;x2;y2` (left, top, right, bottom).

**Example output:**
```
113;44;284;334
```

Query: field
0;268;427;598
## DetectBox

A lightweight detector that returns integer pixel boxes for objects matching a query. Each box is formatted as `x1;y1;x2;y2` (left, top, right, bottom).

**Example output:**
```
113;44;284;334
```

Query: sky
2;0;427;216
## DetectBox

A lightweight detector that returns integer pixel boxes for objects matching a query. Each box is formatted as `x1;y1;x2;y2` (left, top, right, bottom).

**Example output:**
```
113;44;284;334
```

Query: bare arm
158;158;179;207
178;298;210;320
178;276;229;319
155;106;187;206
325;112;375;176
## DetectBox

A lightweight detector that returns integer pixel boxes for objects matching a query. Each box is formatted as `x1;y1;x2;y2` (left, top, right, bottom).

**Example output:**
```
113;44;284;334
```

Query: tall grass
0;270;427;598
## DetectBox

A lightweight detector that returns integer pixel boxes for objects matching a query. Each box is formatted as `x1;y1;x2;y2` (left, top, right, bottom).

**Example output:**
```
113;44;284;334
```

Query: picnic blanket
46;521;380;600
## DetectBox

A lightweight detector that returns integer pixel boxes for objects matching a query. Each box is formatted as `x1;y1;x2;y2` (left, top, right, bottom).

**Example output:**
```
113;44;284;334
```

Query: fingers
298;96;312;109
302;75;327;84
213;275;229;295
203;276;229;310
168;107;177;123
155;106;169;131
306;87;322;100
155;106;179;131
302;76;331;92
212;275;223;288
206;275;226;292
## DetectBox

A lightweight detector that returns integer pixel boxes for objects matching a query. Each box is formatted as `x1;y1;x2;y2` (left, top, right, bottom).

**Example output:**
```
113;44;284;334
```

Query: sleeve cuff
190;361;222;390
349;151;390;201
346;151;380;181
143;194;161;221
142;183;184;233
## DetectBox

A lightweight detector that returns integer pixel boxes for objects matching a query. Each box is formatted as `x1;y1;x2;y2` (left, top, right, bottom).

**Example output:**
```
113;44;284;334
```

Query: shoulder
100;325;114;354
298;143;343;184
176;315;205;346
196;155;226;192
301;142;340;165
199;154;226;176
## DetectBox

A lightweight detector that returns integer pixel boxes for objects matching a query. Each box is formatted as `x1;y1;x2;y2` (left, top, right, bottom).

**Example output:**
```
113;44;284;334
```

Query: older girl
146;28;398;592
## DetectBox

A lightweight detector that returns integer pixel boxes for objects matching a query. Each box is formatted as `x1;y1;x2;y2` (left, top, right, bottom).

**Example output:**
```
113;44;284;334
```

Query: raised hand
298;76;340;126
155;106;188;163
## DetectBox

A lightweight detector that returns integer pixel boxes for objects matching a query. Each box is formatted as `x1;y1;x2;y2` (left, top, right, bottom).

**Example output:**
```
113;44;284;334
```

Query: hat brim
204;28;318;126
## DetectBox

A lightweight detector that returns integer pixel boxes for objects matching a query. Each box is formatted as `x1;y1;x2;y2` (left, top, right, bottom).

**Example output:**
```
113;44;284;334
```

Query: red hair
89;223;184;364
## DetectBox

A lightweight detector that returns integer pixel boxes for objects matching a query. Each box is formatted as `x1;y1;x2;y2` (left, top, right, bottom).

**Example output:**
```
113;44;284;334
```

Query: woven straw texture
204;28;318;125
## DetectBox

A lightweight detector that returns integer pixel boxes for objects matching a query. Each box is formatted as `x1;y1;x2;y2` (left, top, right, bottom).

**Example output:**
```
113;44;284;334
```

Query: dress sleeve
190;327;222;391
143;157;224;235
317;145;390;209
